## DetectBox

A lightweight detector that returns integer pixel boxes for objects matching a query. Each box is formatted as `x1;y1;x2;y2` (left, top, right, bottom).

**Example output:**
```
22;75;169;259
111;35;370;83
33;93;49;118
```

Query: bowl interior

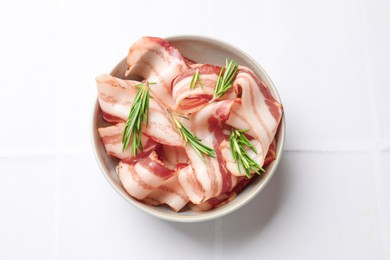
92;36;285;222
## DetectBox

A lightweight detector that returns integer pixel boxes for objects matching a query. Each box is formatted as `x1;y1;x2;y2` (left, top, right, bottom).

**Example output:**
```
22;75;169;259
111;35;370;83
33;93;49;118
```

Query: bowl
91;35;285;222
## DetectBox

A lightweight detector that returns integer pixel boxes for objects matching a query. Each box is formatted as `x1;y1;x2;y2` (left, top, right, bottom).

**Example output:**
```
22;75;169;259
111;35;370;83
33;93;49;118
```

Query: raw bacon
189;176;251;211
98;123;157;161
161;145;189;169
97;36;283;212
96;74;138;124
125;36;189;110
232;66;283;165
189;193;235;211
177;165;204;204
117;151;175;200
96;74;183;147
172;64;237;114
144;175;189;212
178;101;238;203
264;138;277;166
225;99;256;138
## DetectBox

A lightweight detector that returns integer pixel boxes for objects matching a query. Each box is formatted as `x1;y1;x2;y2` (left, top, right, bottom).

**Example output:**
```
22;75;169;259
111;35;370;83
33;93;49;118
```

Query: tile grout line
214;218;224;260
359;0;390;257
2;139;390;158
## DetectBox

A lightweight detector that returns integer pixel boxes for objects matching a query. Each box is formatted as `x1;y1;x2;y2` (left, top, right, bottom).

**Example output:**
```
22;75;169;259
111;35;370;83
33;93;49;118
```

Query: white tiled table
1;0;389;259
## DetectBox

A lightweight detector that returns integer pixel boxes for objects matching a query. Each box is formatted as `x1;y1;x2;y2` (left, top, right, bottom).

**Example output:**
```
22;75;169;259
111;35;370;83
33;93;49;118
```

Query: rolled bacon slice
96;74;183;147
98;123;157;161
177;165;204;204
225;99;256;138
178;101;238;204
231;66;283;165
162;145;189;169
189;176;251;211
117;151;175;200
143;174;189;212
96;74;138;124
172;64;235;114
125;36;189;110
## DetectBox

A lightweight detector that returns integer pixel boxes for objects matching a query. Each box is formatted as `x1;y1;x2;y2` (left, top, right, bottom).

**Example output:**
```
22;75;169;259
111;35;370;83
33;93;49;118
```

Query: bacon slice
189;193;234;211
177;165;204;204
96;74;183;147
232;67;283;165
96;74;138;124
143;175;189;212
189;176;251;211
178;101;238;203
225;99;256;138
125;36;189;109
162;145;189;169
264;138;277;166
117;151;175;200
98;123;157;161
172;64;237;114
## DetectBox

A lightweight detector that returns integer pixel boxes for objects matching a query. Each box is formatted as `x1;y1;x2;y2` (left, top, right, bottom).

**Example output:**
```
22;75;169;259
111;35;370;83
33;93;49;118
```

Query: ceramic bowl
91;35;285;222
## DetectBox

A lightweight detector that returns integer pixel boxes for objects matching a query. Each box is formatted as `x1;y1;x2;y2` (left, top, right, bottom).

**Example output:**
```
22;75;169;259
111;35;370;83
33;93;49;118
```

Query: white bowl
91;35;285;222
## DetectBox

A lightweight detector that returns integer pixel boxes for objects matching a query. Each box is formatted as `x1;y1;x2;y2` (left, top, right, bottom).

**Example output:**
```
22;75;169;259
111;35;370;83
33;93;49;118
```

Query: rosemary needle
190;68;204;90
121;81;154;155
211;59;238;102
171;114;215;162
229;129;265;178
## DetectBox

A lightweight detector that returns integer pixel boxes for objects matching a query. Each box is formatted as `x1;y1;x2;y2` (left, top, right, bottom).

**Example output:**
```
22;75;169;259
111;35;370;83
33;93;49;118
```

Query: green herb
121;81;154;155
211;59;238;102
229;129;265;178
190;68;203;90
171;115;215;162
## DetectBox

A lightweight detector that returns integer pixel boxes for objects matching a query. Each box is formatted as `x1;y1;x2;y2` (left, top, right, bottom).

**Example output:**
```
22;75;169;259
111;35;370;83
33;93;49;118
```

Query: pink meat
125;36;189;110
98;123;157;160
143;175;189;212
172;64;237;114
161;145;189;169
231;66;283;165
117;151;175;200
96;74;183;147
264;138;277;166
178;101;238;204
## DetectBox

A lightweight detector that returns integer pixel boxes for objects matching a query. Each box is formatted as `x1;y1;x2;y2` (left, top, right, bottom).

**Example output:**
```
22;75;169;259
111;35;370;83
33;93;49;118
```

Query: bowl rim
91;35;286;223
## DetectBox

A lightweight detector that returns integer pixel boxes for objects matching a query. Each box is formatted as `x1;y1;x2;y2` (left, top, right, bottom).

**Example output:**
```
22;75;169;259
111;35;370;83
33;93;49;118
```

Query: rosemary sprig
190;68;203;90
171;114;215;162
211;59;238;102
229;129;265;178
121;81;154;155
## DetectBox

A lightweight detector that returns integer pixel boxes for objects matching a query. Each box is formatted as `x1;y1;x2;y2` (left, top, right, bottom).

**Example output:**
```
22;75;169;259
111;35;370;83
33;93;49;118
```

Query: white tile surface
0;0;389;259
241;0;373;150
0;2;57;155
380;151;390;257
0;157;55;259
362;0;390;140
221;152;384;259
380;151;390;211
58;157;215;260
